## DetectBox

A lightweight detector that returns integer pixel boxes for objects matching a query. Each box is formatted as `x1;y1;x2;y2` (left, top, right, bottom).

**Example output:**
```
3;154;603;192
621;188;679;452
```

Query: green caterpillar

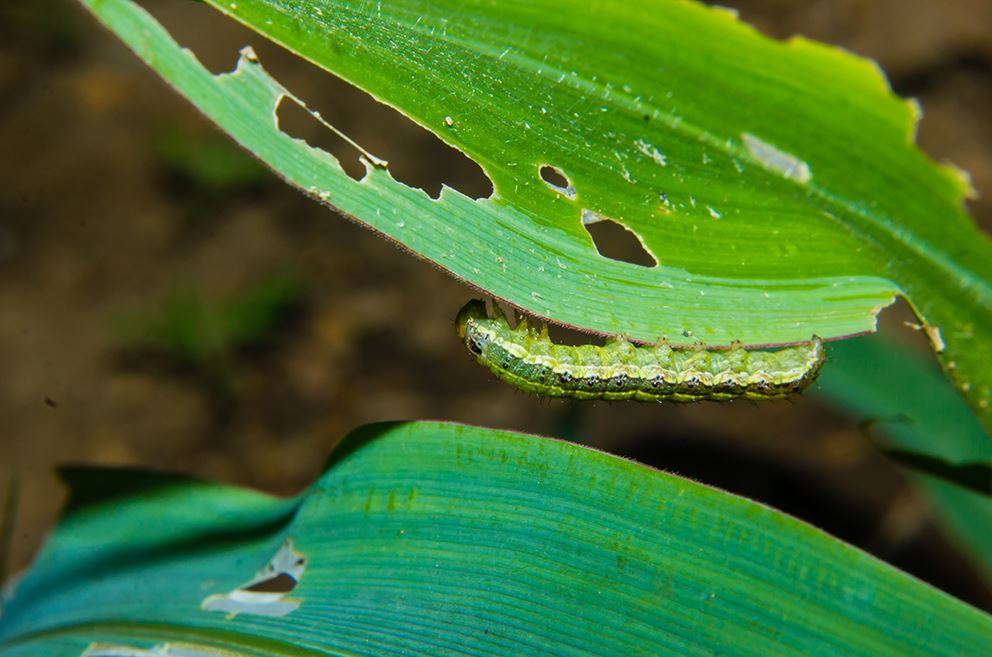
456;299;824;402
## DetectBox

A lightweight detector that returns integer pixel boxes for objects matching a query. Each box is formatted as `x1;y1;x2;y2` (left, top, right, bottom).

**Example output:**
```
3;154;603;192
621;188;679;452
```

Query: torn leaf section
83;644;239;657
277;95;368;182
742;133;812;183
201;538;305;617
273;83;388;171
271;58;492;200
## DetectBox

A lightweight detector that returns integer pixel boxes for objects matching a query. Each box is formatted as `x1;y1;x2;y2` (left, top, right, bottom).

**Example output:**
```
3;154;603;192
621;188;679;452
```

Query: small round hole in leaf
539;164;576;199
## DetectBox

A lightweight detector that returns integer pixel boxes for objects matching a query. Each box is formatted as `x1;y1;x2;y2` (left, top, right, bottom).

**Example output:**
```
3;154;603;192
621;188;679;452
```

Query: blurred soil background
2;0;991;609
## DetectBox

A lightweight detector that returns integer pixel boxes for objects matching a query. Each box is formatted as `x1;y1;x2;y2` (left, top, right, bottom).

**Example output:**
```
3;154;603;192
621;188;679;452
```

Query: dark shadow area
881;447;992;496
544;323;609;348
857;407;992;497
0;475;19;586
58;466;227;514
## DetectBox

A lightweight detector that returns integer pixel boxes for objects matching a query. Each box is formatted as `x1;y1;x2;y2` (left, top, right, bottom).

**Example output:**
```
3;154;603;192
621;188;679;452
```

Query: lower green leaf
2;422;989;656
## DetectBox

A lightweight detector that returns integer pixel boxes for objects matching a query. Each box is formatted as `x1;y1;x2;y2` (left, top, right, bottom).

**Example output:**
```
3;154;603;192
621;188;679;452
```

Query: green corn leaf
2;421;990;656
72;0;992;427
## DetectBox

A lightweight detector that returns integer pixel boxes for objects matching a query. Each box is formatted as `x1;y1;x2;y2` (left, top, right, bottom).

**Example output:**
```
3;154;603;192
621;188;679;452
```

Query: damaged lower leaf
1;422;990;656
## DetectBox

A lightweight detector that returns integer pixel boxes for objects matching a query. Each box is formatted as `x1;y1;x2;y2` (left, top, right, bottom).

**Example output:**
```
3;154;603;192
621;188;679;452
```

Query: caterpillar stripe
457;300;824;402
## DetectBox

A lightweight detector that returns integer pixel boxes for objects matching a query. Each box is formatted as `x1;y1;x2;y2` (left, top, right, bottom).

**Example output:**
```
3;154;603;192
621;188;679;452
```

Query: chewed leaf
2;422;991;655
74;0;992;428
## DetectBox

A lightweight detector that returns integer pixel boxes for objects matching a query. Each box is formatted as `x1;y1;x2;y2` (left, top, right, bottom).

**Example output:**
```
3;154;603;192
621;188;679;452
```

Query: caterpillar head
455;299;490;339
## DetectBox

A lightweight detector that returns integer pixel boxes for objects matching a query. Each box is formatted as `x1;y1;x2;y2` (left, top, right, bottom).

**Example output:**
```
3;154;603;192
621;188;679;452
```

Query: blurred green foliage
0;0;83;57
153;124;270;194
816;336;992;584
114;272;303;394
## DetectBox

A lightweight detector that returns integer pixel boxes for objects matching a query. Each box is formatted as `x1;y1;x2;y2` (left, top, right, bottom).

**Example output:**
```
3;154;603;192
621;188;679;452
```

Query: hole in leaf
202;538;306;617
276;97;367;182
241;572;298;594
273;78;493;200
581;210;657;267
137;0;493;200
539;164;576;199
